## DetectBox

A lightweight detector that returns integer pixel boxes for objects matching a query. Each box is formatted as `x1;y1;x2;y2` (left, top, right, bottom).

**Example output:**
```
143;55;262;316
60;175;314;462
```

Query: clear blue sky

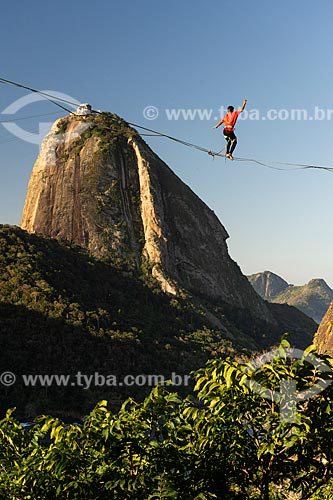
1;0;332;287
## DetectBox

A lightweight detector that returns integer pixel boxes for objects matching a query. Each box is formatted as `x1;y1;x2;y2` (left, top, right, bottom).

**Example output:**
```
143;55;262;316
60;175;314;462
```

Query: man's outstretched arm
239;99;247;112
213;118;224;129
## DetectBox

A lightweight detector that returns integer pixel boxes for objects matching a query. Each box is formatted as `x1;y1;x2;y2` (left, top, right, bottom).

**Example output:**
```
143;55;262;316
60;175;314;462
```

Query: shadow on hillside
0;301;215;420
0;226;319;419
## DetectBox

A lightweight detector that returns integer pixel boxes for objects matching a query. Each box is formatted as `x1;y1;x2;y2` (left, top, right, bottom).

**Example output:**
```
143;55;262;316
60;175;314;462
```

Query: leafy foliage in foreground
1;339;333;499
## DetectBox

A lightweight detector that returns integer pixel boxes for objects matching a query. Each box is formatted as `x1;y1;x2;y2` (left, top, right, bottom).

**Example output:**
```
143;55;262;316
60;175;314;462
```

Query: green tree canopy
1;338;333;499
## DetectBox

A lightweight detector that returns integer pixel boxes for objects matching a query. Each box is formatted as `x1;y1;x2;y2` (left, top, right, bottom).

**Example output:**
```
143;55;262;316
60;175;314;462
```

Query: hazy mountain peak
248;271;333;323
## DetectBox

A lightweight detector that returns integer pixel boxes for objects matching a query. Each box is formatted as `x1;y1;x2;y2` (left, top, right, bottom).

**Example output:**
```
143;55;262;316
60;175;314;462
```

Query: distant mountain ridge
247;271;289;300
247;271;333;323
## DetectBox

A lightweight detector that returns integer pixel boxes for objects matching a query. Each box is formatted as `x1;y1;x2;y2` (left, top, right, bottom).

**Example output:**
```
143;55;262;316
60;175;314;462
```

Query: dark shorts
223;129;237;141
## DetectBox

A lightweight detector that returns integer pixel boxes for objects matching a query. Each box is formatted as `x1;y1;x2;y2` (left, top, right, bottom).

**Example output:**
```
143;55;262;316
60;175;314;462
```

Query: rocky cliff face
314;301;333;353
21;113;275;323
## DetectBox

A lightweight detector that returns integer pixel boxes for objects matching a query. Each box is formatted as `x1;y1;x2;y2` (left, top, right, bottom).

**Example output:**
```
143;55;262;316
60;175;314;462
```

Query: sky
0;0;332;287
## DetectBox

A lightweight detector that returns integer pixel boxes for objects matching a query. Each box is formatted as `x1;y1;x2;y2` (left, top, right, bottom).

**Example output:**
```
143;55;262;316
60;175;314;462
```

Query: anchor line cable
0;77;75;114
0;111;62;123
127;123;333;173
0;76;332;173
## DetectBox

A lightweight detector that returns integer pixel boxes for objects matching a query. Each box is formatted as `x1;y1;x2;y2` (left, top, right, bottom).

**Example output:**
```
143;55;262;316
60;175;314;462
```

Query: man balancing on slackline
213;99;247;160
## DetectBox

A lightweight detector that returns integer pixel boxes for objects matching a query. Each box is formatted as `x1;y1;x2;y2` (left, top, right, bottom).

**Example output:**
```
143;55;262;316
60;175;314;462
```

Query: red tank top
223;110;240;131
